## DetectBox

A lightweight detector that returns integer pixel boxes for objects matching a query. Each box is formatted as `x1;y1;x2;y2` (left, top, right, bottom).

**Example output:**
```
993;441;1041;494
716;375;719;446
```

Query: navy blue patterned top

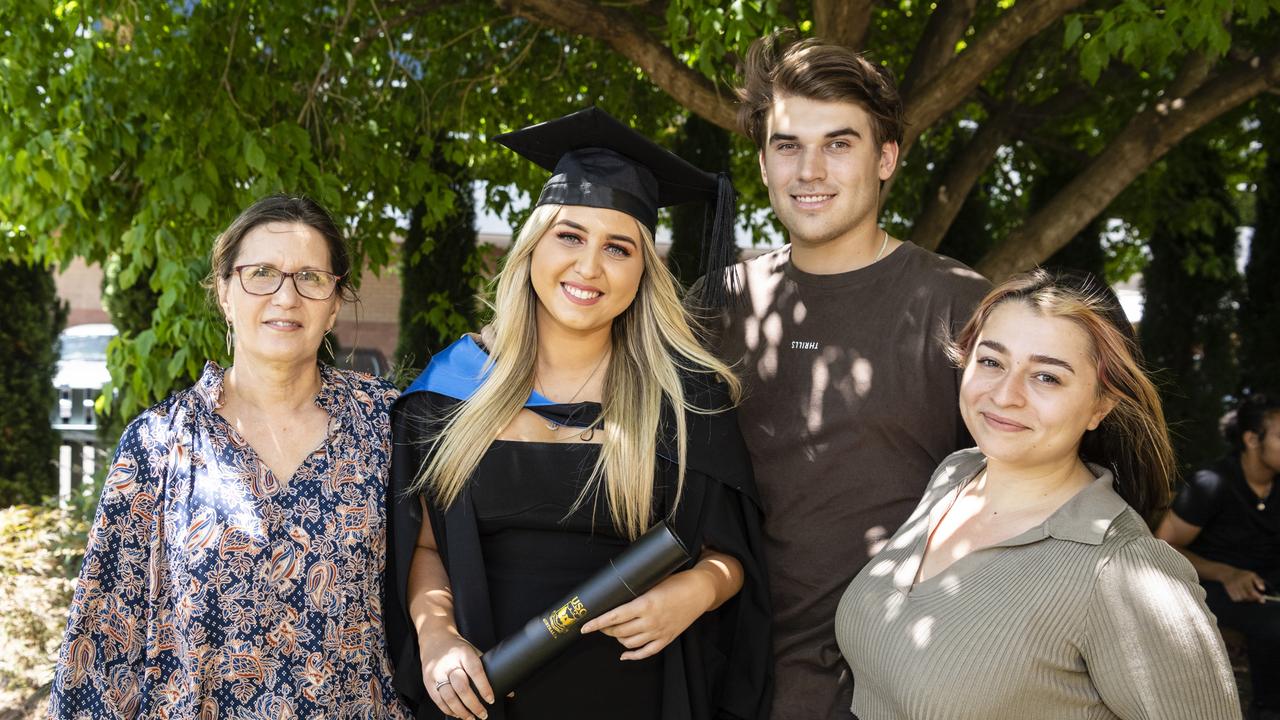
50;362;412;720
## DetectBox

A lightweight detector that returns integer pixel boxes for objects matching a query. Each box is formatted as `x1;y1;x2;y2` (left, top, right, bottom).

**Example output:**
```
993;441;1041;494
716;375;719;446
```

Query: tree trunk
812;0;873;50
1138;140;1239;473
976;50;1280;281
1239;105;1280;396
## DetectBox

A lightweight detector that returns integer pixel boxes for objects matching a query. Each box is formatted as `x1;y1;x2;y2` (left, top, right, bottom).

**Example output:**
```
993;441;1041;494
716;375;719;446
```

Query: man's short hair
1221;393;1280;453
736;30;904;150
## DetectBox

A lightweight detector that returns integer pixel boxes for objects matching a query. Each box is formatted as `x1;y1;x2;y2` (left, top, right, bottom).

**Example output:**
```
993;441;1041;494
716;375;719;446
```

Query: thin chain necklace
535;350;609;432
872;229;889;263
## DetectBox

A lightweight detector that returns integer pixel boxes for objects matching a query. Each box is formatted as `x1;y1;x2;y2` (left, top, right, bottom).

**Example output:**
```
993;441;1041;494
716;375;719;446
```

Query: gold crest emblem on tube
542;596;588;638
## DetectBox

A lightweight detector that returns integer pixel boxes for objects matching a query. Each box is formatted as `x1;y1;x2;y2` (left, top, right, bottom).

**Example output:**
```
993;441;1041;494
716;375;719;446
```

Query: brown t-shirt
705;242;990;720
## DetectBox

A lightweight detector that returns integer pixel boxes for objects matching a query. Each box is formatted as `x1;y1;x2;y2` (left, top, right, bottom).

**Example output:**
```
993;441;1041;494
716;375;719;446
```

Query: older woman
50;196;410;719
383;108;770;720
835;269;1241;719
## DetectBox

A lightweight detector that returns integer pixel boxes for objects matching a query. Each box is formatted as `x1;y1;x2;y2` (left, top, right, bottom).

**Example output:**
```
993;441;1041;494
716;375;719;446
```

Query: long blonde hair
413;204;741;539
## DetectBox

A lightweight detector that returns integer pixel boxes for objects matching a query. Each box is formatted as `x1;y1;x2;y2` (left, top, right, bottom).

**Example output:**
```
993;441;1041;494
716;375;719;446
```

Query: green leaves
243;134;267;173
664;0;779;81
1064;1;1278;85
1;0;480;417
4;0;1278;419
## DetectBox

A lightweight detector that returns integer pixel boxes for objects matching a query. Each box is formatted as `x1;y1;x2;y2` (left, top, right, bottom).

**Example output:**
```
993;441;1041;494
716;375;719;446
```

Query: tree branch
1167;50;1212;98
908;113;1013;252
901;0;1085;157
353;0;457;56
910;85;1088;251
900;0;978;99
498;0;738;132
975;49;1280;281
298;0;357;127
812;0;873;50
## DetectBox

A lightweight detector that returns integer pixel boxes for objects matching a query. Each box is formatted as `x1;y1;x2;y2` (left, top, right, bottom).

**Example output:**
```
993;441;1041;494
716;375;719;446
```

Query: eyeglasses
232;264;343;300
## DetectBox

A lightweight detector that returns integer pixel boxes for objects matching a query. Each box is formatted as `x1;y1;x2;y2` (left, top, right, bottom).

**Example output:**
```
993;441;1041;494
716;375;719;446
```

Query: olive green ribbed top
835;448;1242;720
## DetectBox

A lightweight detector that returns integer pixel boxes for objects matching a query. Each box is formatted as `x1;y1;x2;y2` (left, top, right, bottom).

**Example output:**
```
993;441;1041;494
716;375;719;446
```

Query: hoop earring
225;320;234;356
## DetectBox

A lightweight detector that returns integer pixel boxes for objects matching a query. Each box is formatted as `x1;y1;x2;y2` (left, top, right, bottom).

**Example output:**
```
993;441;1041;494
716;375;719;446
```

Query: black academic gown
383;377;771;720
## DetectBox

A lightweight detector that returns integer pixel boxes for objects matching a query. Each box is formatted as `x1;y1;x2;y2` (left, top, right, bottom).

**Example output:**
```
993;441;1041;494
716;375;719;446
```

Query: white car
52;323;117;433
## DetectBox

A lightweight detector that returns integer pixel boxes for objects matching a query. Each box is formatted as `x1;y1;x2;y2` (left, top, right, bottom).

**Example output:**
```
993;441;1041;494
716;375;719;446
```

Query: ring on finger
435;679;451;691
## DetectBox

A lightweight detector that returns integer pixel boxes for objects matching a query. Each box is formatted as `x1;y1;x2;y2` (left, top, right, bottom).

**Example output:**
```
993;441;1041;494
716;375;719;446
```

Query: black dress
384;386;772;720
474;438;662;719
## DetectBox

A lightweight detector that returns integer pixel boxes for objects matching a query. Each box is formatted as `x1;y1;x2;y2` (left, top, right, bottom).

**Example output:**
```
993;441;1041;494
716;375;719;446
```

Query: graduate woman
384;108;771;720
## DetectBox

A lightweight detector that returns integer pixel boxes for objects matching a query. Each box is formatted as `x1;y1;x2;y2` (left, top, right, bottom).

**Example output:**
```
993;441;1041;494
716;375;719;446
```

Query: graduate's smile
560;281;603;305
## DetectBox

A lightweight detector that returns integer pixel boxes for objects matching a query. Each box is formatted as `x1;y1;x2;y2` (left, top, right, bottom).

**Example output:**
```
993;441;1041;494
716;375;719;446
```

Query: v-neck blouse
51;362;411;719
835;447;1241;720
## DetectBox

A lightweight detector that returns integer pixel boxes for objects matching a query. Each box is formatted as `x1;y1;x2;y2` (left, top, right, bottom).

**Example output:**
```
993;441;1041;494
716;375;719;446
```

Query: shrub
0;259;66;506
0;503;87;710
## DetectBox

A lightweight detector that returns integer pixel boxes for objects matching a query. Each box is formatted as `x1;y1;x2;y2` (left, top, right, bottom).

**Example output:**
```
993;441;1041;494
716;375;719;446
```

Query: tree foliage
0;2;501;416
1137;139;1241;474
0;258;65;506
396;147;481;373
3;0;1279;420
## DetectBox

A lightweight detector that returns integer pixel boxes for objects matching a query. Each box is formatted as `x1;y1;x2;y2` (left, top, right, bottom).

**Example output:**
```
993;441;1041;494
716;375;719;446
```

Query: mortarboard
494;107;738;308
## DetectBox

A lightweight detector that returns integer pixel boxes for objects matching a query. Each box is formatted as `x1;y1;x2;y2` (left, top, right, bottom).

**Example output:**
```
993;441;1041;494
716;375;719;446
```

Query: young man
699;35;991;719
1158;395;1280;720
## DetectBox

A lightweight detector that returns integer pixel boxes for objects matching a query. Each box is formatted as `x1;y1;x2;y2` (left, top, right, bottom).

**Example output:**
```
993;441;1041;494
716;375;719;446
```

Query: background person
695;31;990;719
49;195;410;718
383;108;770;720
836;269;1240;720
1158;394;1280;720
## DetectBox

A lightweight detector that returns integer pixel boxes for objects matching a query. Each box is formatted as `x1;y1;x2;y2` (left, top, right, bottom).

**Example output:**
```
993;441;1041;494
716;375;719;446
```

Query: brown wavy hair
948;268;1175;526
736;30;904;149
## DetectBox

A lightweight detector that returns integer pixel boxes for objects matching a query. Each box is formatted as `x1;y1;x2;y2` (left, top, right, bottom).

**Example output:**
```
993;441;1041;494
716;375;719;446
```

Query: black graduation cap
494;107;738;308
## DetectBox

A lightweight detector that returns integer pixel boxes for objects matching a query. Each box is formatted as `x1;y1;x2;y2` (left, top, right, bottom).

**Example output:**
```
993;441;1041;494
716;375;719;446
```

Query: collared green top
836;447;1242;720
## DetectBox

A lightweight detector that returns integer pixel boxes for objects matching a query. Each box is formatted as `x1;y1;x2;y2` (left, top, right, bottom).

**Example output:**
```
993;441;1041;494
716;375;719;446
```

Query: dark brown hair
1222;394;1280;454
737;30;904;149
948;268;1175;526
204;194;355;304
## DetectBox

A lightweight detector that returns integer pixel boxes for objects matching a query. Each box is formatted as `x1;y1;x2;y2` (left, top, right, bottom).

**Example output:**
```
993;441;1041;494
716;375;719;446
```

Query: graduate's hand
420;632;494;719
579;568;715;660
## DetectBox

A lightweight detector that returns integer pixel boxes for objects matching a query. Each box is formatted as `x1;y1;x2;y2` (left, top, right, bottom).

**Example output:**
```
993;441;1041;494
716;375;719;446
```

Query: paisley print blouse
49;362;412;720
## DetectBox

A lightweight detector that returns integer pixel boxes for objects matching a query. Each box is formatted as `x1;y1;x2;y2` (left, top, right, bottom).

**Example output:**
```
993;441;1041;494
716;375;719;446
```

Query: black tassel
697;172;740;309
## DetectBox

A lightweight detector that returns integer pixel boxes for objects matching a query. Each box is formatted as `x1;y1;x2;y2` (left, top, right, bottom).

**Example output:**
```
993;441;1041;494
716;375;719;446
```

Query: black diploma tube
480;521;691;697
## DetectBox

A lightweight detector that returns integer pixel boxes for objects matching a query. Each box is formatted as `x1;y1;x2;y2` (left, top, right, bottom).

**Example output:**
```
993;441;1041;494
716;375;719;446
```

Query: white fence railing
51;386;105;501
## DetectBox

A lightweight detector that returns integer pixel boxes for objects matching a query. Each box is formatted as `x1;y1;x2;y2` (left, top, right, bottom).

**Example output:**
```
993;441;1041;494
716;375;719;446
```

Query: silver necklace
535;351;609;431
872;229;889;262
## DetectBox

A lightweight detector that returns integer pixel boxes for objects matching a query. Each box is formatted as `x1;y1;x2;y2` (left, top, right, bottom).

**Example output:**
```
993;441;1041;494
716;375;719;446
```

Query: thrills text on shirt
790;340;820;350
